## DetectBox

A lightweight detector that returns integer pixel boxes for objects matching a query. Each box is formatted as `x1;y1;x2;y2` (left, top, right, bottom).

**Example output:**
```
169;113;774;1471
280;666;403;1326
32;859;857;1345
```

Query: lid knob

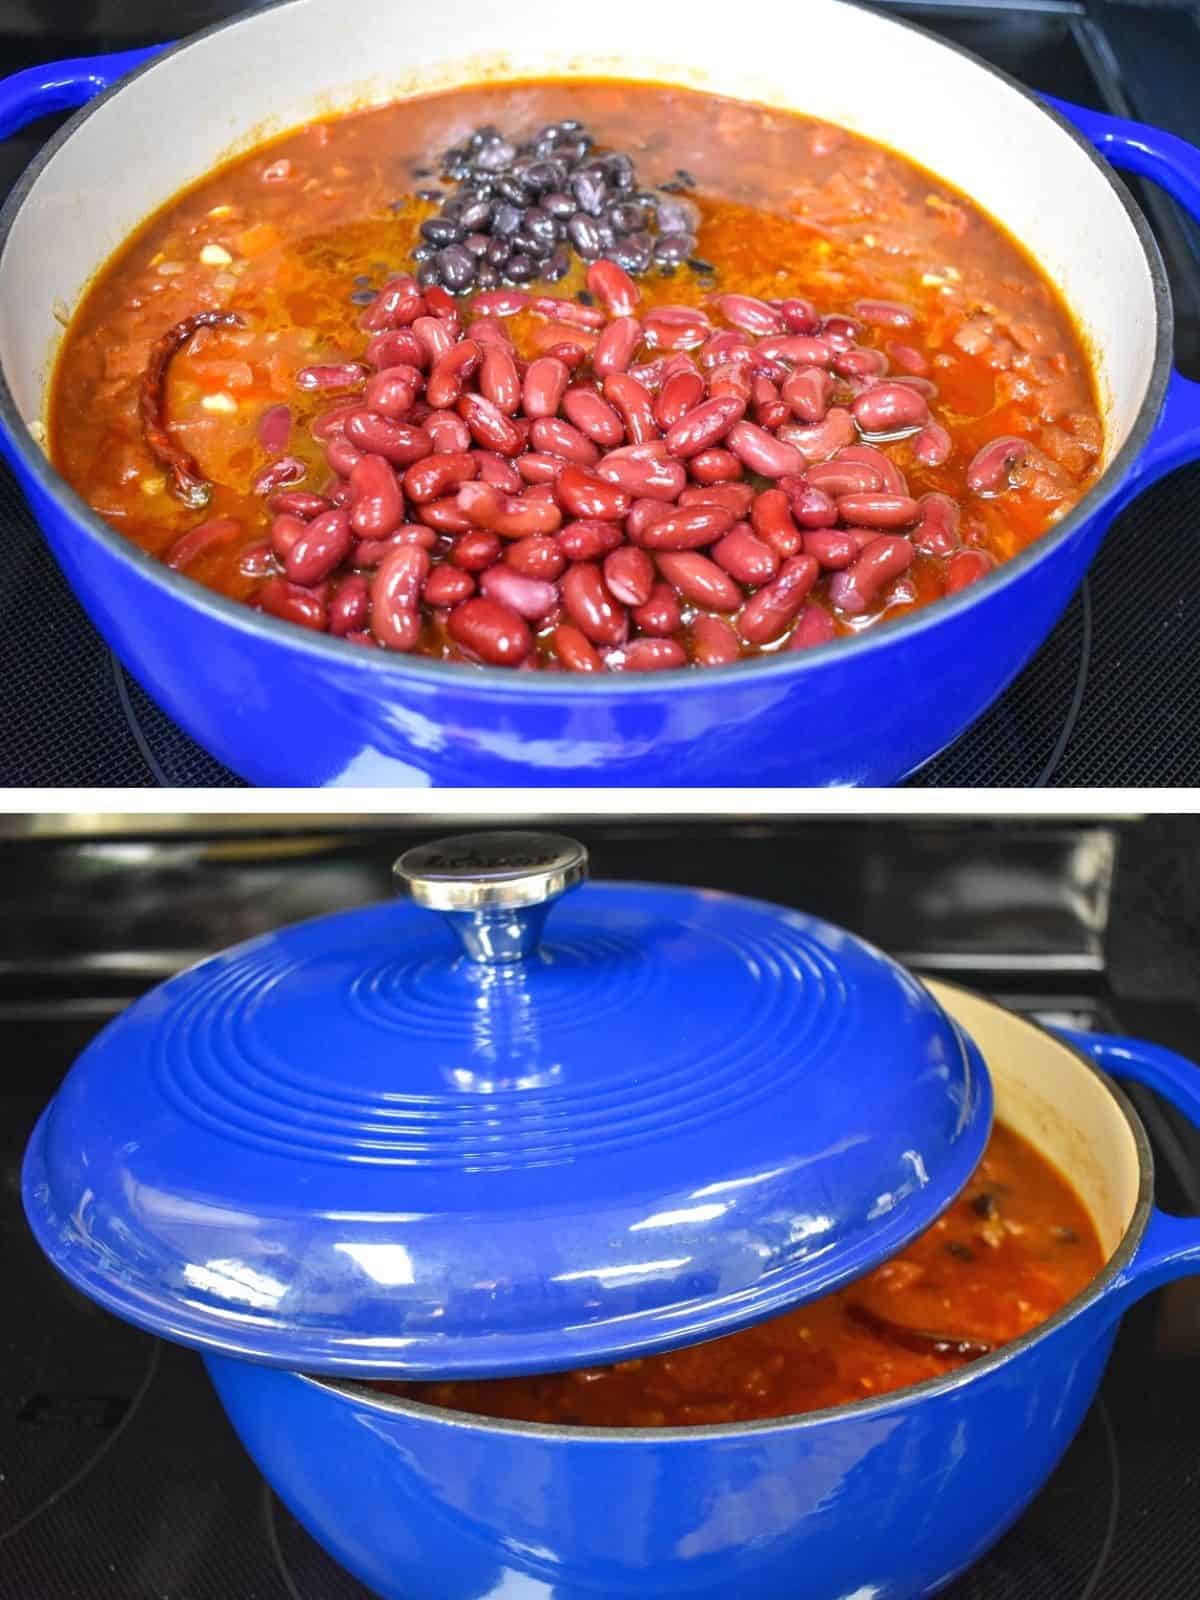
393;831;588;963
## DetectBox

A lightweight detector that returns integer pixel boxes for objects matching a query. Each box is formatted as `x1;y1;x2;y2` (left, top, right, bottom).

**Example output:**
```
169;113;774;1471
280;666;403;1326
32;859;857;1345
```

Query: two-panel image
2;2;1200;1599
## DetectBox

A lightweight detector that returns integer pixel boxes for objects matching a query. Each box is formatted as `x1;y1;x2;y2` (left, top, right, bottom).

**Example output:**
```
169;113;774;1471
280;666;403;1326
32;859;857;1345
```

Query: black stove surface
2;817;1199;1598
2;2;1200;787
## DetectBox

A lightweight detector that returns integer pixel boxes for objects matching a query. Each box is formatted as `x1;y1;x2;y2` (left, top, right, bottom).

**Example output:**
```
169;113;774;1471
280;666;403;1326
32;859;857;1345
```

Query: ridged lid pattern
23;833;991;1377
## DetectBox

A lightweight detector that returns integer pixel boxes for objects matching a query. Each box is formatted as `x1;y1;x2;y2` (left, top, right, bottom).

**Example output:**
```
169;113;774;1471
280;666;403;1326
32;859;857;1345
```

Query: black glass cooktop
2;0;1200;786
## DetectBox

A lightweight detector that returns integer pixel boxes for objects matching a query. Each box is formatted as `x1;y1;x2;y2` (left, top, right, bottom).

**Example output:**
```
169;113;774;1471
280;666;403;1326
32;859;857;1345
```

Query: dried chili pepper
846;1302;994;1361
138;310;245;508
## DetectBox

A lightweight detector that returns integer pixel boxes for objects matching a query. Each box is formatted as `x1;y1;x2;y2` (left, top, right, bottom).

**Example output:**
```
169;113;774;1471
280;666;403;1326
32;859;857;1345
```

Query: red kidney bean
530;416;600;465
296;362;368;392
366;329;425;370
477;345;520;415
470;453;519;494
617;637;688;671
836;492;919;529
310;401;360;442
269;513;307;561
707;361;754;405
360;276;423;332
665;395;746;458
325;434;363;477
329;481;353;508
803;528;860;569
423;340;480;409
751;375;788;432
712;525;779;586
553;622;603;672
642;305;711;351
423;409;472;453
913;421;952;468
656;550;741;611
678;482;755;515
779;298;819;334
423;564;475;607
820;314;861;350
834;346;889;381
164;516;242;571
252;455;306;496
370;543;429;649
344;411;433;466
349;453;404;539
403;450;476;504
596;451;685;501
354;526;437;565
777;407;857;462
259;575;327;631
787;603;837;651
269;489;329;518
563;387;624;447
527;325;598;362
517;452;567;484
781;366;834;425
855;299;916;329
458;481;563;538
602;546;656;607
480;564;559;620
451;529;502;571
506;534;567;580
786;481;839;529
945;548;996;594
604;437;669;462
562;561;627;645
837;443;907;495
329;572;371;636
455;392;521;455
472;289;530;318
806;460;884;496
750;489;803;557
415;496;472;534
966;436;1030;495
688;448;742;485
725;421;804;479
258;403;292;453
628;355;670;392
522;356;570;419
422;283;460;328
738;554;819;645
887;341;930;376
286;507;352;586
625;499;672;541
632;581;682;637
654;368;704;431
530;294;605;331
690;613;741;667
852;382;929;436
633;505;736;551
586;259;640;318
591;316;640;378
559;519;624;561
911;492;962;556
363;364;421;420
829;536;914;614
756;334;834;367
715;293;785;336
447;595;532;665
699;331;752;371
412;314;454;366
602;373;658;444
344;630;376;647
555;464;630;522
465;317;513;350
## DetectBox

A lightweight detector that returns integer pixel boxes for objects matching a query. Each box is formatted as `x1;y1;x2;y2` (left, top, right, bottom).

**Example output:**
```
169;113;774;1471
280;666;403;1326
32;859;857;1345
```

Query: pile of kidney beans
256;259;1007;670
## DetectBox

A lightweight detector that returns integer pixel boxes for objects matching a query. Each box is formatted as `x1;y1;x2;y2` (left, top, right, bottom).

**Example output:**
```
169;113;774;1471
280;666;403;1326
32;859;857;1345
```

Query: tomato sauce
49;81;1104;660
371;1124;1104;1427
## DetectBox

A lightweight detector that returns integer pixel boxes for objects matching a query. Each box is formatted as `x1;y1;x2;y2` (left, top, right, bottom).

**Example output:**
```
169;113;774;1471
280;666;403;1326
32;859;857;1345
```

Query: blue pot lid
23;832;991;1378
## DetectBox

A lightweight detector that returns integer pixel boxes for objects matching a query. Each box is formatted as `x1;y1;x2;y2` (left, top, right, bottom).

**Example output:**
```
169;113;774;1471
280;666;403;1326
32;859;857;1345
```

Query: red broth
50;81;1103;668
371;1123;1104;1427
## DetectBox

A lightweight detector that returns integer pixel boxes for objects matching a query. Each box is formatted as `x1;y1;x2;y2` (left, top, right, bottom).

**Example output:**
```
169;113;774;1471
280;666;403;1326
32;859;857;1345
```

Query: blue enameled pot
0;0;1198;784
203;992;1200;1599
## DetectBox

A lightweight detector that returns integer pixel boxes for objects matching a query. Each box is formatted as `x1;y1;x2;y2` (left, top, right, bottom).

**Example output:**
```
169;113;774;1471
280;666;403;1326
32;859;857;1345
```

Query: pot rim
0;0;1173;700
311;989;1155;1440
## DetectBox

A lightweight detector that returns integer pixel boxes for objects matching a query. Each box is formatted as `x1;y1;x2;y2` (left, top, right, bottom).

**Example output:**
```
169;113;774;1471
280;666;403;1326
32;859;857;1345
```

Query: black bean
497;175;530;207
515;230;554;260
945;1241;976;1262
656;195;701;235
487;236;512;266
492;202;523;237
417;260;442;288
349;288;376;305
464;232;491;257
415;188;443;203
523;206;558;248
556;119;583;136
607;153;635;192
420;217;460;246
475;139;515;172
445;162;472;182
596;222;615;249
608;201;646;236
688;256;716;276
610;238;651;274
577;289;595;306
1053;1226;1080;1245
659;179;688;195
438;244;477;291
353;273;372;288
653;232;693;265
676;168;697;187
505;254;535;283
543;190;576;219
476;263;499;289
411;165;432;178
525;159;565;192
412;243;435;262
567;214;604;259
457;198;493;232
543;246;571;282
970;1193;996;1219
572;170;607;216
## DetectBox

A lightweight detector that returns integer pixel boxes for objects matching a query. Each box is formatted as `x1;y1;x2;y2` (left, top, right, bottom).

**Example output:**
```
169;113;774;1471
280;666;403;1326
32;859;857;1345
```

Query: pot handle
1045;95;1200;487
0;46;168;139
1053;1027;1200;1299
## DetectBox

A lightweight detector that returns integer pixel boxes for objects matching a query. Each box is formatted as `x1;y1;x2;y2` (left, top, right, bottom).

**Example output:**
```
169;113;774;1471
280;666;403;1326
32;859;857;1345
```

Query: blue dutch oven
0;0;1199;786
22;832;1200;1598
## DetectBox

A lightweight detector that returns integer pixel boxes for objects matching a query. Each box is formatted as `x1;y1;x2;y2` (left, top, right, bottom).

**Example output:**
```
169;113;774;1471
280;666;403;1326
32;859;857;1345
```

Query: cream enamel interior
930;981;1140;1257
0;0;1154;463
